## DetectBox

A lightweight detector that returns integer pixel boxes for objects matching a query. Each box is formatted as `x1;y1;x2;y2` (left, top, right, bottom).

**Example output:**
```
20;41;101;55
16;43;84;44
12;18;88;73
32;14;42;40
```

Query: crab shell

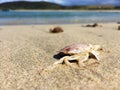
59;43;101;55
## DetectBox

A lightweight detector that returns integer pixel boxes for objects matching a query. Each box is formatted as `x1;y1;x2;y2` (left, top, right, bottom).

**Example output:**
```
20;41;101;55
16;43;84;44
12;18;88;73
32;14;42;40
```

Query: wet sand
0;23;120;90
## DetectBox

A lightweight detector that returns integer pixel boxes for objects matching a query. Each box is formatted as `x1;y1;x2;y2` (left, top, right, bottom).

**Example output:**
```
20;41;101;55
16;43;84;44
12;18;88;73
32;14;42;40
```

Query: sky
0;0;120;6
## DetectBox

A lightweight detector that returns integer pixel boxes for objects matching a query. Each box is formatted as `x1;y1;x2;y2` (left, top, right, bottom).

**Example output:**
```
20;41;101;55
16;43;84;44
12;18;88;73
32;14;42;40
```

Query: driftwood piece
82;23;102;27
118;26;120;30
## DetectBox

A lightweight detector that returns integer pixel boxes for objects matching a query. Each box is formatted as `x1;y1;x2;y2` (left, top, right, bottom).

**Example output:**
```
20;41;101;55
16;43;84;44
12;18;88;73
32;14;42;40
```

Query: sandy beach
0;23;120;90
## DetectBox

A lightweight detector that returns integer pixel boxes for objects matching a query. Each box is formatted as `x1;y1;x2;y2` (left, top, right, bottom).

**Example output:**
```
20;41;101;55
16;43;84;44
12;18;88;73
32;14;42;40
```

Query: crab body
54;43;102;67
59;44;91;55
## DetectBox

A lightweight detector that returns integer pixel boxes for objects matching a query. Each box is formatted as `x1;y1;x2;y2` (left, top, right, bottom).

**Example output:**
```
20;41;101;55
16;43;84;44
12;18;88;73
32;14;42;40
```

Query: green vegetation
0;1;120;10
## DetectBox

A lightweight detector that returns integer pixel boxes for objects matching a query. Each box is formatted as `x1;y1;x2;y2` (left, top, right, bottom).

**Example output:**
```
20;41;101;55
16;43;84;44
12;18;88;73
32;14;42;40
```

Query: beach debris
117;22;120;24
49;26;63;33
83;23;101;27
54;43;102;67
118;26;120;30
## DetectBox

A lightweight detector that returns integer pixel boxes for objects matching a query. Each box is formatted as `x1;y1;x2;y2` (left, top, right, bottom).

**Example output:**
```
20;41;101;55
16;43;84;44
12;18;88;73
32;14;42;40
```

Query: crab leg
54;53;89;67
78;53;89;66
54;56;75;66
54;56;70;65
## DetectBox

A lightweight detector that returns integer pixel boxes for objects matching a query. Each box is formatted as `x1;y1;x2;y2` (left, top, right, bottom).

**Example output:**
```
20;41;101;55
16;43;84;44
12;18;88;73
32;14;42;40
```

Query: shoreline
12;9;120;12
0;22;118;26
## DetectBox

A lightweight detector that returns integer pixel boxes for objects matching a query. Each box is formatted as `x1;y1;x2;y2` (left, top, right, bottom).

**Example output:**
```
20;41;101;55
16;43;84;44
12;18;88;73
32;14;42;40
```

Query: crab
54;43;102;67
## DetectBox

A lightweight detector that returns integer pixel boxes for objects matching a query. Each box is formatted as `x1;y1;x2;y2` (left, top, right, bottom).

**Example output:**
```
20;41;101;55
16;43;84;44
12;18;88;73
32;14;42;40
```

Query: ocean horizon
0;10;120;25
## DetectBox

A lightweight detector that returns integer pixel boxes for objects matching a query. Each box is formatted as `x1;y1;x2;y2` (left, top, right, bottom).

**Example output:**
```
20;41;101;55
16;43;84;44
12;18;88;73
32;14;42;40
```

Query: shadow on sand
53;52;70;60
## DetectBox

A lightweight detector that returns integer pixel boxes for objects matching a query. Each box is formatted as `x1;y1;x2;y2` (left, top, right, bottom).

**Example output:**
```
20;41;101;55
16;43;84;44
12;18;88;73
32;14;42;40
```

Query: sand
0;23;120;90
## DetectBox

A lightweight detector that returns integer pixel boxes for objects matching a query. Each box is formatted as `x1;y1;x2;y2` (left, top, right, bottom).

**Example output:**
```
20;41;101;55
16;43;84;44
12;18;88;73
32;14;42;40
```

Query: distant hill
0;1;64;10
0;1;120;10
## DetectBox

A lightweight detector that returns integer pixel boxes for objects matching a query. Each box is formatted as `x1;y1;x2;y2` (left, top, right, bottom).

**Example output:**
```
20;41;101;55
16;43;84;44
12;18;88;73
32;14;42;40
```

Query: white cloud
43;0;65;5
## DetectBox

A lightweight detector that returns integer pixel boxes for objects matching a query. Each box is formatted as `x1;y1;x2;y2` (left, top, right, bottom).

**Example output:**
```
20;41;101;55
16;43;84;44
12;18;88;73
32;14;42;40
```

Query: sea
0;10;120;25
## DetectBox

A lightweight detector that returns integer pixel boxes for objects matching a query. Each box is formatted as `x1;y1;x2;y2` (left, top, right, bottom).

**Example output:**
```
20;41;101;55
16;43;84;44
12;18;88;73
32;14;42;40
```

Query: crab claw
90;50;100;60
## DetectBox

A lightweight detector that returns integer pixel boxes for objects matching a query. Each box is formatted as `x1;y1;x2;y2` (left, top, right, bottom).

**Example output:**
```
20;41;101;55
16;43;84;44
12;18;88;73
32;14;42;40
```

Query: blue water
0;10;120;25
